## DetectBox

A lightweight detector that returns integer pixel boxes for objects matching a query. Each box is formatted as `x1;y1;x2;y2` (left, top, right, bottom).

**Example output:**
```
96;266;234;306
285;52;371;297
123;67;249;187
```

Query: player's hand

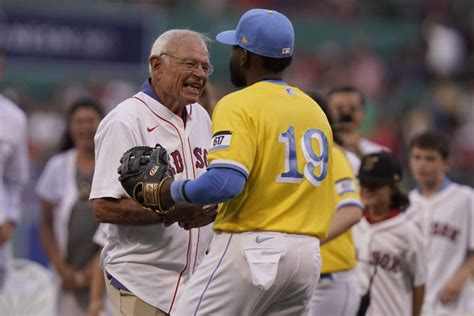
165;203;207;223
178;205;217;230
0;221;15;246
438;277;463;304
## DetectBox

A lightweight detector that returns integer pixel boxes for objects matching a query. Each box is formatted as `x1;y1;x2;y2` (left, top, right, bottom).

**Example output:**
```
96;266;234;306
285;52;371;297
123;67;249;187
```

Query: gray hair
148;29;212;76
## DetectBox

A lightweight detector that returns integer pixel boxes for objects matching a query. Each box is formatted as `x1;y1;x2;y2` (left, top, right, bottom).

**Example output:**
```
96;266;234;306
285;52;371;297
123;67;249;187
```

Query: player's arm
91;118;174;225
321;204;362;244
92;197;164;225
158;167;246;215
158;97;251;215
169;168;246;205
321;146;363;244
438;252;474;304
413;285;425;316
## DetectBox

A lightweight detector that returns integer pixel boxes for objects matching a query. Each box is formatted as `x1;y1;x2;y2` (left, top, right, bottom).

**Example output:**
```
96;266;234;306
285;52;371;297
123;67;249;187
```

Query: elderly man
90;30;215;316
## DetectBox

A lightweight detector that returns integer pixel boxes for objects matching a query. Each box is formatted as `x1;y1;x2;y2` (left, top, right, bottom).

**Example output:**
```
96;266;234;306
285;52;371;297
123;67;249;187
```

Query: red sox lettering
370;250;400;273
431;222;460;242
170;148;208;174
193;147;208;169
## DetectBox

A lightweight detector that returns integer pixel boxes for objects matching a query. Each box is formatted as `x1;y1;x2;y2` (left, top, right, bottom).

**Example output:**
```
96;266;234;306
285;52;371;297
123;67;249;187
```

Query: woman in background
36;98;103;316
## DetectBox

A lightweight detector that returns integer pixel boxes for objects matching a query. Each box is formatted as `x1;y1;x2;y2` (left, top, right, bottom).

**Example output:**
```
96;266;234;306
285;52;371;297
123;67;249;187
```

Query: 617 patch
209;131;232;152
335;178;356;195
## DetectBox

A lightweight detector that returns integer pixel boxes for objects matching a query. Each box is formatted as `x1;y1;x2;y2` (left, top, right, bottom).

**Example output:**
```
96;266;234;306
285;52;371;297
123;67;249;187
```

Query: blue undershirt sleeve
170;167;246;205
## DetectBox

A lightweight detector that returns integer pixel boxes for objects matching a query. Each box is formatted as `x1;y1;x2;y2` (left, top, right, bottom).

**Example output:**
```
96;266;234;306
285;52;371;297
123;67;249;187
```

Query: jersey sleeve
90;119;139;199
332;146;363;211
405;224;427;286
35;154;65;203
206;97;256;179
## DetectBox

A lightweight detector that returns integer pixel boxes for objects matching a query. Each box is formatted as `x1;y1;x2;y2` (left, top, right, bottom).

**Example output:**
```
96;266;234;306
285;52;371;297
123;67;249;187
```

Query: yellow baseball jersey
208;81;335;239
320;145;363;273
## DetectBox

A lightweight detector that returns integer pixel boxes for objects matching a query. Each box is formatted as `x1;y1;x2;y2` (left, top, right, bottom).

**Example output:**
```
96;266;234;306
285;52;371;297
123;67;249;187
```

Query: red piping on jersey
187;138;197;179
133;96;189;178
193;228;200;274
168;230;192;314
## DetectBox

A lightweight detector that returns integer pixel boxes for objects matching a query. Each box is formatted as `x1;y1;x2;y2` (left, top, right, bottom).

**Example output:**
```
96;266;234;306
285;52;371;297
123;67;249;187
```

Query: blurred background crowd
1;0;473;271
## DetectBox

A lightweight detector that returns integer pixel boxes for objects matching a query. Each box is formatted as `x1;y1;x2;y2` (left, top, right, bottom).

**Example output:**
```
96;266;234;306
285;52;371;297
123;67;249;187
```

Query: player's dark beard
229;58;246;88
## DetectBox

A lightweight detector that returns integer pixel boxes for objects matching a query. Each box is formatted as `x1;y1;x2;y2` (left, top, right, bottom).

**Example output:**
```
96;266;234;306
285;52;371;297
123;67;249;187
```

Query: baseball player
90;30;215;315
309;144;364;316
150;9;336;315
353;152;426;316
406;131;474;315
0;47;29;291
306;91;364;316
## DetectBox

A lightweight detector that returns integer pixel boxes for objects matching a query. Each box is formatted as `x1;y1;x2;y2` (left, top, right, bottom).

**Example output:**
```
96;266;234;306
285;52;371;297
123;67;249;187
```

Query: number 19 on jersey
276;125;329;186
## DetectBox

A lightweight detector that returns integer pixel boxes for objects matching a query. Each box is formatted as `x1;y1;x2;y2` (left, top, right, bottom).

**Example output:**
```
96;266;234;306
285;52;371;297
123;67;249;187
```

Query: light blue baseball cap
216;8;294;58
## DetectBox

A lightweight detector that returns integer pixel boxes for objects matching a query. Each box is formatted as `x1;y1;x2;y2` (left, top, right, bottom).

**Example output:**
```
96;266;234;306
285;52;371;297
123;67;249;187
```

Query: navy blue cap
216;9;294;58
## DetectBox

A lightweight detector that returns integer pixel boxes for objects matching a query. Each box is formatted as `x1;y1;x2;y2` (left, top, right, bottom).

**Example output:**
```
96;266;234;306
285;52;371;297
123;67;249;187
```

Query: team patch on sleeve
209;131;232;152
335;178;356;195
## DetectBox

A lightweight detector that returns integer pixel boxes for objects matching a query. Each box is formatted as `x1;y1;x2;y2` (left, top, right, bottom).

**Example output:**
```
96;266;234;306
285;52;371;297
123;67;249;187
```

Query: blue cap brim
216;30;238;45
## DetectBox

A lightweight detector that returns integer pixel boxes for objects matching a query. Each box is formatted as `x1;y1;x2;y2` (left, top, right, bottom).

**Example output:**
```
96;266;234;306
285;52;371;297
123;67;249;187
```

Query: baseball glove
117;144;174;213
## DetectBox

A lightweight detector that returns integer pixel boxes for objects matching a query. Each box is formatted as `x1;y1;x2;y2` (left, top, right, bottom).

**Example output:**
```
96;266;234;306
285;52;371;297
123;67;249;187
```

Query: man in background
327;86;388;171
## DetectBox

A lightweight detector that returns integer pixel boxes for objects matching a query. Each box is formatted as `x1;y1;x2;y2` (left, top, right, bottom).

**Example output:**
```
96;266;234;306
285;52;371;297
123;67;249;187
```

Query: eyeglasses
160;53;214;75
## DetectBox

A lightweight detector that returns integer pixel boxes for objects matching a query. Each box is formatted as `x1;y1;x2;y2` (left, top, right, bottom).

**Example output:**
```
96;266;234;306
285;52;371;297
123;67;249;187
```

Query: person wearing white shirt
90;30;215;316
406;130;474;315
327;86;388;172
0;48;29;291
36;98;104;316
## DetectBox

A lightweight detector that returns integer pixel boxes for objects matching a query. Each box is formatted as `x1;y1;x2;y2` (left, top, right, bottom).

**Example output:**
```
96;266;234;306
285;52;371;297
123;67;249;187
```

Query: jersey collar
415;177;452;194
261;79;289;86
141;78;162;103
140;78;191;123
364;208;400;224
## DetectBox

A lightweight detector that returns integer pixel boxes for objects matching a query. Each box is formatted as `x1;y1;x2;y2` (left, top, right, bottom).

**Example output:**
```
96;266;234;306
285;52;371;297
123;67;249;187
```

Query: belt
319;273;333;280
106;270;130;292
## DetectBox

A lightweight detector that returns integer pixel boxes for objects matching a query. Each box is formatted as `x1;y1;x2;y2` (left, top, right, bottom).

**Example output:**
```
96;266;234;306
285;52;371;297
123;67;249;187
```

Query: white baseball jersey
344;148;361;175
353;213;426;316
90;80;213;314
344;138;388;174
0;95;29;290
358;137;389;155
406;181;474;315
0;95;29;224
